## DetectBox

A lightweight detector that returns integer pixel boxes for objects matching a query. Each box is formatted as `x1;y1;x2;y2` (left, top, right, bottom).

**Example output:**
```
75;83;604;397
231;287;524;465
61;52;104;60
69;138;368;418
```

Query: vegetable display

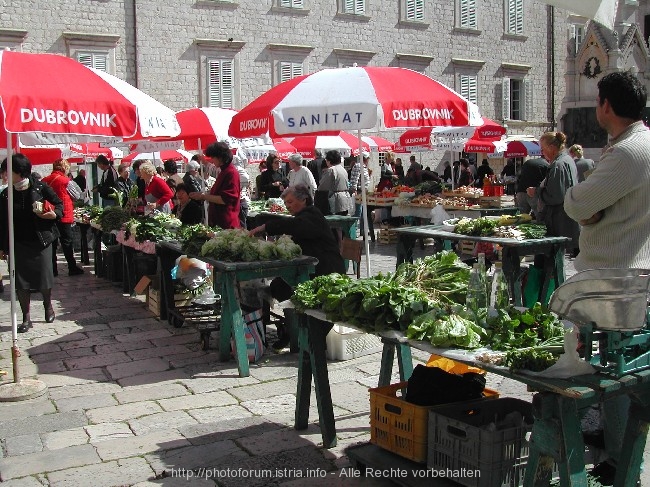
96;206;130;232
124;213;181;243
201;229;301;262
176;224;219;256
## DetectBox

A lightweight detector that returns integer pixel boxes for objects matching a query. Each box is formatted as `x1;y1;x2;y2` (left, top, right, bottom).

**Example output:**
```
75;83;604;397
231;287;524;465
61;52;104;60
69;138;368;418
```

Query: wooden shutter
460;75;478;105
345;0;365;14
280;0;303;7
77;52;108;72
279;62;303;83
508;0;523;34
502;77;511;120
208;59;234;109
523;78;533;121
406;0;424;21
460;0;477;29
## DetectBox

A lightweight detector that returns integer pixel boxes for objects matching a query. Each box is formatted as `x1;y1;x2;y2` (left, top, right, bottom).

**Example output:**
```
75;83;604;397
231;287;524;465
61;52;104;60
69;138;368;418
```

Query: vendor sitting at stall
249;184;345;349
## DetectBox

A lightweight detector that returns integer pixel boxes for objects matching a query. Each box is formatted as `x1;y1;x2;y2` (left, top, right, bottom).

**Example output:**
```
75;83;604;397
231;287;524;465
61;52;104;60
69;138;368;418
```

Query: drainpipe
132;0;140;88
550;5;556;130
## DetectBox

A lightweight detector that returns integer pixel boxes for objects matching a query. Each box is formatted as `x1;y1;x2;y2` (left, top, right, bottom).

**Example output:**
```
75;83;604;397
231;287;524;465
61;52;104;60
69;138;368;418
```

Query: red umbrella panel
501;140;541;158
285;131;370;158
122;149;193;164
398;117;506;148
361;135;394;153
153;107;239;151
240;139;297;162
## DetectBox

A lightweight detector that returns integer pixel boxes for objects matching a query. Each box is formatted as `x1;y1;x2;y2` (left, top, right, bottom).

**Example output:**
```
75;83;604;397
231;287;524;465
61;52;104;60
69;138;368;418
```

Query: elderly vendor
249;184;344;277
249;184;346;351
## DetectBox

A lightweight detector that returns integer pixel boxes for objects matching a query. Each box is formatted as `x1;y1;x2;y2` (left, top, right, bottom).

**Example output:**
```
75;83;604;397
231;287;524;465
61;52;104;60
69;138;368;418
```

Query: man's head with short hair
163;159;178;175
288;153;303;169
186;161;200;172
95;155;111;168
598;71;647;121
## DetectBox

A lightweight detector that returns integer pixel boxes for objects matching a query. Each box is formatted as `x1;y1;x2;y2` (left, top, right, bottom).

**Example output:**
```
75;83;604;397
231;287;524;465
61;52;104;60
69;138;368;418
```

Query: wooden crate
458;240;475;255
147;288;194;318
377;227;399;244
479;196;515;208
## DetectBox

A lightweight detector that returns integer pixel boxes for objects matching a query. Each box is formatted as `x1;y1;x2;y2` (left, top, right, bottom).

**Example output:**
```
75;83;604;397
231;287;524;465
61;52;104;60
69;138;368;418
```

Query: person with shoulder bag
42;159;84;277
93;155;119;207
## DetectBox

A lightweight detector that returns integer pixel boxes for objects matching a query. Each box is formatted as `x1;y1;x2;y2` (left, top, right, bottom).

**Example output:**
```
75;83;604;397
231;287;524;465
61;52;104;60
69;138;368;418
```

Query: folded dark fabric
405;364;486;406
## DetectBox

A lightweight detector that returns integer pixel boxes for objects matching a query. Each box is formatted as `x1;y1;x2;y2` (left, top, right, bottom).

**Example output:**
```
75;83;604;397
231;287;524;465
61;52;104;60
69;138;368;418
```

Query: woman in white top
287;153;317;198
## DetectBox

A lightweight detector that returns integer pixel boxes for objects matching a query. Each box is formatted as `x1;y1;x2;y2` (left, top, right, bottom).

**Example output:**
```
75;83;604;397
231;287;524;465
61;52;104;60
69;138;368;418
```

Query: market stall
393;224;569;306
157;241;317;377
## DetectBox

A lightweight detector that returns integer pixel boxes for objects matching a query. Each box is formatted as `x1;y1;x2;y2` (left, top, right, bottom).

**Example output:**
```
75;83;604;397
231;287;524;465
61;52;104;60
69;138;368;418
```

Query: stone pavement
0;241;646;487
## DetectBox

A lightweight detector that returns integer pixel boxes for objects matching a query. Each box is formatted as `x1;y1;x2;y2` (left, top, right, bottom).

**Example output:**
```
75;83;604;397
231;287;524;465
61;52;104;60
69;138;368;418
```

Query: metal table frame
157;242;317;377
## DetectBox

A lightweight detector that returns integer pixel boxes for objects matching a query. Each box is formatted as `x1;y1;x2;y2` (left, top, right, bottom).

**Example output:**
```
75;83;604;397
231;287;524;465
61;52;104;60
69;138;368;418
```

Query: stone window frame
501;63;532;121
272;0;310;14
395;52;434;74
194;39;245;108
337;0;368;17
452;58;484;107
268;43;314;85
62;32;120;75
456;0;479;32
0;29;28;51
399;0;428;27
504;0;525;39
333;48;376;68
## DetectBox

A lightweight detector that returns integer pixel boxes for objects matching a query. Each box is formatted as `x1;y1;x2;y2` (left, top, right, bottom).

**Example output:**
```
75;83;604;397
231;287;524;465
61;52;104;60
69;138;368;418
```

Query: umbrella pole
198;139;209;226
0;132;47;401
358;130;371;276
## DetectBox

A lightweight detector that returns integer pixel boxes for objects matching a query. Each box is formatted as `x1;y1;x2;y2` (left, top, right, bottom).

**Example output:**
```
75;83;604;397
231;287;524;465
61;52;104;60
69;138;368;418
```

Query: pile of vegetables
96;206;130;232
415;181;443;195
406;304;485;349
454;217;499;237
201;229;301;262
176;224;219;256
292;273;434;332
124;213;180;243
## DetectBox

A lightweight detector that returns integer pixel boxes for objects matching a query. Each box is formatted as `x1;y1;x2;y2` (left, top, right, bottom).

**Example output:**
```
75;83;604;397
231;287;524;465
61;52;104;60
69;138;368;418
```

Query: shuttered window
279;61;303;83
343;0;365;15
280;0;303;7
502;77;530;120
507;0;523;35
77;52;108;72
570;24;585;54
459;0;477;29
459;75;478;105
208;59;234;109
405;0;424;21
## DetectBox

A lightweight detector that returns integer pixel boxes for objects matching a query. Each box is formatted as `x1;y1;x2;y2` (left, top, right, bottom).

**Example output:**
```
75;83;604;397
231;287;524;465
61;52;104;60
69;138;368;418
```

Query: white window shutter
77;53;93;68
508;0;523;34
281;0;303;7
502;77;511;120
460;0;476;29
208;59;234;109
459;75;478;105
93;54;108;72
355;0;365;14
279;62;302;83
523;78;533;121
344;0;354;12
406;0;424;21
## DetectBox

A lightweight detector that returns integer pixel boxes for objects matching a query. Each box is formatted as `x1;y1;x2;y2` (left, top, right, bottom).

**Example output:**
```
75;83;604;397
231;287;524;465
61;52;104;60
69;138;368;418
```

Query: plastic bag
431;205;451;224
523;324;595;378
174;255;208;290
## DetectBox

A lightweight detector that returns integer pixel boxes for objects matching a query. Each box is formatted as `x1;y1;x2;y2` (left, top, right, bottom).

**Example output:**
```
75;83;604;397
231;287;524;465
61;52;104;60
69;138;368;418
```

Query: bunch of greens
391;251;470;304
125;215;175;243
454;217;499;237
406;304;486;349
484;303;565;351
292;273;434;332
200;229;301;262
415;181;443;195
97;206;131;232
515;223;547;239
503;348;558;372
87;205;104;219
177;224;219;256
248;200;267;213
150;212;182;231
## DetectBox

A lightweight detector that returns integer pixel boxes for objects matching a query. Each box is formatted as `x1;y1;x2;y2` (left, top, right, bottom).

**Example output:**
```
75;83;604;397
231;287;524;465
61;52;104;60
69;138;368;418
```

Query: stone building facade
1;0;573;171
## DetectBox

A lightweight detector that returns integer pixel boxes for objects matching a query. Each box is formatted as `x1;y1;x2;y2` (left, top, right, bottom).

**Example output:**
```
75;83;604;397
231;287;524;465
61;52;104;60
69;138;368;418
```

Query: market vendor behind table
248;184;345;277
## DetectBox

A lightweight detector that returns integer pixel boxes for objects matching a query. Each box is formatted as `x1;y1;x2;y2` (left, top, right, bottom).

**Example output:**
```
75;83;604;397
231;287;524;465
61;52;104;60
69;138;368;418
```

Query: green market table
294;309;649;486
248;211;359;239
157;241;317;377
393;225;570;306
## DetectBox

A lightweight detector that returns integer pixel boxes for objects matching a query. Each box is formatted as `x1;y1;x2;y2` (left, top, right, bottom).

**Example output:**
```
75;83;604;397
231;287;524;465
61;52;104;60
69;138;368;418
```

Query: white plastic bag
174;255;208;290
431;205;451;224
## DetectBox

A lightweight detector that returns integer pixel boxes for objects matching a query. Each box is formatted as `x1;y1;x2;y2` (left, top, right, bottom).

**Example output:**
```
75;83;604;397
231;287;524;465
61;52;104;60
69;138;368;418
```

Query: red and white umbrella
229;66;482;139
0;50;180;144
490;140;541;158
285;131;371;158
122;149;193;164
153;107;239;151
228;66;483;275
398;117;506;149
361;135;394;153
1;52;180;376
240;138;297;162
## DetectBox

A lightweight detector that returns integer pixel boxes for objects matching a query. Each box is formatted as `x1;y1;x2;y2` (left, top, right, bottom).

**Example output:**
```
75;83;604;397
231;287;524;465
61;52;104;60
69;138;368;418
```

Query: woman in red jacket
42;159;84;276
139;162;174;214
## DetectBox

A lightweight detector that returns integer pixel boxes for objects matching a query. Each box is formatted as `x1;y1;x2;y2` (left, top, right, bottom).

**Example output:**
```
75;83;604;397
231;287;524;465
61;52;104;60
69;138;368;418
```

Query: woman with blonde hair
568;143;595;182
527;131;580;255
42;159;84;276
139;162;174;214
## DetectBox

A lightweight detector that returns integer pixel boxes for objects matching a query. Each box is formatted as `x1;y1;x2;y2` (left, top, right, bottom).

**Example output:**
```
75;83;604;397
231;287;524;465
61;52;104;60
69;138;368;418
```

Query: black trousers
52;221;78;270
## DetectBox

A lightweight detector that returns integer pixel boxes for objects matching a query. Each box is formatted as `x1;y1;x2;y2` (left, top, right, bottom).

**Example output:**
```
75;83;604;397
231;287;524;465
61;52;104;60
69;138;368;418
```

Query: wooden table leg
378;340;396;387
295;313;336;448
378;336;414;387
218;273;249;377
614;396;649;487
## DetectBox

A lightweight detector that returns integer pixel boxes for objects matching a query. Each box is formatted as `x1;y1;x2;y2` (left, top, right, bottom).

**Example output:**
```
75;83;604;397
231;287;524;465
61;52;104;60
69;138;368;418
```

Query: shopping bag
231;308;266;363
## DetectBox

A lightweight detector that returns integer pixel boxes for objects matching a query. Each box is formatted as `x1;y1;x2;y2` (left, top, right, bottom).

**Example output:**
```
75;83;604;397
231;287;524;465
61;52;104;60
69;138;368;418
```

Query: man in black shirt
516;157;549;216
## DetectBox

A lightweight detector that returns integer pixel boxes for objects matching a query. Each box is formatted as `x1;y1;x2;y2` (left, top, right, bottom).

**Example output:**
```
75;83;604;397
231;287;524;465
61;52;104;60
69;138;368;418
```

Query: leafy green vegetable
200;229;301;262
503;348;558;372
484;303;565;351
454;217;499;237
515;223;547;239
97;206;130;232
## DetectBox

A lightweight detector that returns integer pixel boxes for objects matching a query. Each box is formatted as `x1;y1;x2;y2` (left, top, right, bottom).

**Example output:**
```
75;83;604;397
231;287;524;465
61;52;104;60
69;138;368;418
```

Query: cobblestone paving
0;241;645;486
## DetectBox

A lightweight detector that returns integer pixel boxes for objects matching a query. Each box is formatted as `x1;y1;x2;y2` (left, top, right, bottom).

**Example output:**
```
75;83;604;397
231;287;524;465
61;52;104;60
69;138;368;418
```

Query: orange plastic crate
369;381;499;463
